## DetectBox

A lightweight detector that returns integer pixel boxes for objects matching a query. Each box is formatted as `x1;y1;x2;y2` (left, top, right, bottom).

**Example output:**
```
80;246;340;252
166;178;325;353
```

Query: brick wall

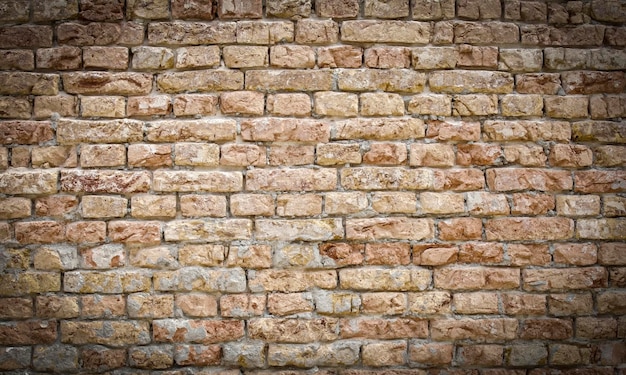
0;0;625;373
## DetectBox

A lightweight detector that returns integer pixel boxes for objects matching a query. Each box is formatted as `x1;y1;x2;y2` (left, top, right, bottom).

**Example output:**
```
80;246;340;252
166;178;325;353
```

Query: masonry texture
0;0;625;373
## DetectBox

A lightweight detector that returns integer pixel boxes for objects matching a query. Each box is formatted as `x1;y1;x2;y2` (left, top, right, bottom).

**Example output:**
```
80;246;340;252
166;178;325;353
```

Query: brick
338;68;426;92
176;294;218;317
435;267;520;290
0;121;53;145
36;46;82;70
408;94;452;116
81;244;125;269
575;170;626;193
222;341;266;368
370;192;416;214
129;345;173;369
247;168;335;191
80;0;125;21
65;221;106;244
457;344;503;366
458;0;501;19
456;144;502;167
458;242;503;264
342;20;430;44
128;143;172;168
361;292;406;315
0;25;53;48
347;217;433;241
435;168;485;191
544;48;589;70
268;293;314;316
0;50;35;71
427;120;480;141
577;219;626;240
255;218;342;241
0;298;33;319
250;270;336;292
324;192;367;215
499;49;543;72
247;70;332;91
231;194;274;216
275;194;321;217
590;95;626;120
334;118;424;140
457;45;498;68
157;70;243;93
173;95;218;117
454;292;499;314
127;96;171;117
409;292;452;316
0;97;29;120
340;268;430;291
545;95;590;119
501;94;543;116
410;143;454;167
61;170;150;194
267;93;311;117
503;144;546;167
502;293;546;315
562;71;626;95
507;244;548;266
148;119;235;143
0;320;58;346
599;243;626;265
438;218;482;241
453;94;497;116
409;342;453;366
81;96;126;118
556;195;599;217
126;0;170;19
523;267;607;292
510;193;554;215
11;147;29;167
318;46;362;68
220;91;265;116
572;121;626;143
516;73;561;94
361;93;405;116
218;0;262;18
341;167;434;190
80;144;126;168
178;245;225;267
269;341;359;367
164;219;251;242
148;21;236;45
131;194;176;219
33;246;78;270
63;72;152;96
314;92;358;117
36;295;79;319
34;95;77;119
1;248;30;270
270;45;315;68
521;24;605;46
15;221;65;244
61;321;150;346
420;192;464;214
520;318;573;340
249;318;338;343
487;168;572;192
153;170;241;192
363;142;407;165
0;346;31;370
363;341;406;366
413;0;454;20
80;295;125;317
174;46;219;70
267;0;311;18
454;22;519;45
129;246;178;269
0;198;30;219
365;47;410;68
506;344;548;367
0;272;61;296
484;120;570;142
237;20;294;44
154;267;246;293
413;244;458;266
224;45;268;68
486;217;573;241
431;318;518;342
295;19;338;44
174;344;221;366
597;291;626;314
179;194;226;218
82;195;127;218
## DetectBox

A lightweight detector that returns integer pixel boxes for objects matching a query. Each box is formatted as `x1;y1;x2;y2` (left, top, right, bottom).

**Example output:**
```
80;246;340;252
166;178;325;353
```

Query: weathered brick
338;68;426;92
267;0;311;18
247;168;335;191
335;118;424;140
176;293;218;317
502;293;546;316
267;93;311;117
153;171;241;192
249;318;338;343
0;50;35;71
131;194;176;219
575;170;626;193
435;267;520;290
180;194;226;218
431;318;518;342
127;95;171;117
80;144;126;168
173;94;218;117
82;195;127;218
523;267;607;292
128;144;172;168
238;20;294;44
599;243;626;265
413;0;454;20
408;94;452;116
61;170;150;194
409;342;453;366
573;121;626;143
174;344;221;366
81;295;125;318
157;70;243;93
318;45;362;68
61;321;150;346
81;96;126;118
63;72;152;96
562;71;626;95
148;21;236;45
577;219;626;240
164;219;251;242
34;95;77;119
249;269;336;292
269;341;359;367
220;91;265;116
516;73;561;94
454;22;519;45
0;272;61;296
148;119;235;142
0;25;53;48
499;49;543;72
0;321;57;345
246;70;332;91
0;346;31;370
154;267;246;292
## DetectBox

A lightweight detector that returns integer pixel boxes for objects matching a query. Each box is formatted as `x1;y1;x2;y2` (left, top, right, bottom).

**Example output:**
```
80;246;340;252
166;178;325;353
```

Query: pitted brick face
0;0;624;372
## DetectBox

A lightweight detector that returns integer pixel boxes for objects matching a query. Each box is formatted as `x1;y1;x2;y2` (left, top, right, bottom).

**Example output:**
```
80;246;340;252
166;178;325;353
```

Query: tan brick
127;95;170;117
249;318;337;343
178;244;225;267
128;293;173;319
294;19;338;44
270;45;315;68
63;72;151;96
361;93;405;116
276;194;322;217
545;96;589;119
154;170;241;192
0;25;52;48
324;192;367;215
413;0;454;20
175;143;220;167
431;70;513;94
237;20;294;44
499;49;543;72
267;0;311;18
218;0;262;18
126;0;169;18
163;219;251;242
59;119;142;144
80;144;126;168
340;268;430;292
487;168;572;192
409;143;454;167
220;91;264;116
108;220;161;245
176;294;218;317
314;92;358;117
411;46;457;69
457;344;503;366
342;20;430;43
61;320;149;346
484;120;570;142
454;292;499;314
128;143;172;168
599;243;626;265
407;94;452;116
65;221;106;244
573;121;625;143
555;195;599;217
577;218;626;240
269;144;314;165
365;0;409;17
0;49;34;71
231;194;274;216
30;146;76;169
81;96;126;118
242;118;329;142
180;194;227;218
370;192;416;214
427;120;480;142
247;168;335;191
153;319;243;344
457;45;498;68
170;0;212;19
157;70;243;93
365;47;410;68
457;0;501;19
435;266;520;290
255;218;342;241
453;94;498;116
507;244;550;266
419;192;463;214
520;318;573;340
81;195;127;218
246;69;332;91
154;267;246;293
0;97;30;120
438;218;482;241
334;118;424;140
221;294;265;318
431;318;518;342
363;341;406;366
222;45;269;68
131;194;176;219
590;94;626;120
575;170;626;193
516;73;561;94
249;270;336;292
413;244;458;266
226;244;272;269
502;293;546;315
552;243;597;266
83;46;129;70
317;45;362;68
347;217;433;241
362;142;407;165
267;93;311;117
33;95;76;119
0;198;30;220
80;244;125;269
454;21;519;45
364;243;411;265
338;68;426;93
0;121;53;145
598;291;626;314
501;94;543;116
361;292;406;315
173;94;218;117
0;297;33;319
562;71;625;95
11;147;29;167
523;267;607;292
409;342;453;366
129;246;178;269
503;144;546;167
175;46;219;69
268;293;314;316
